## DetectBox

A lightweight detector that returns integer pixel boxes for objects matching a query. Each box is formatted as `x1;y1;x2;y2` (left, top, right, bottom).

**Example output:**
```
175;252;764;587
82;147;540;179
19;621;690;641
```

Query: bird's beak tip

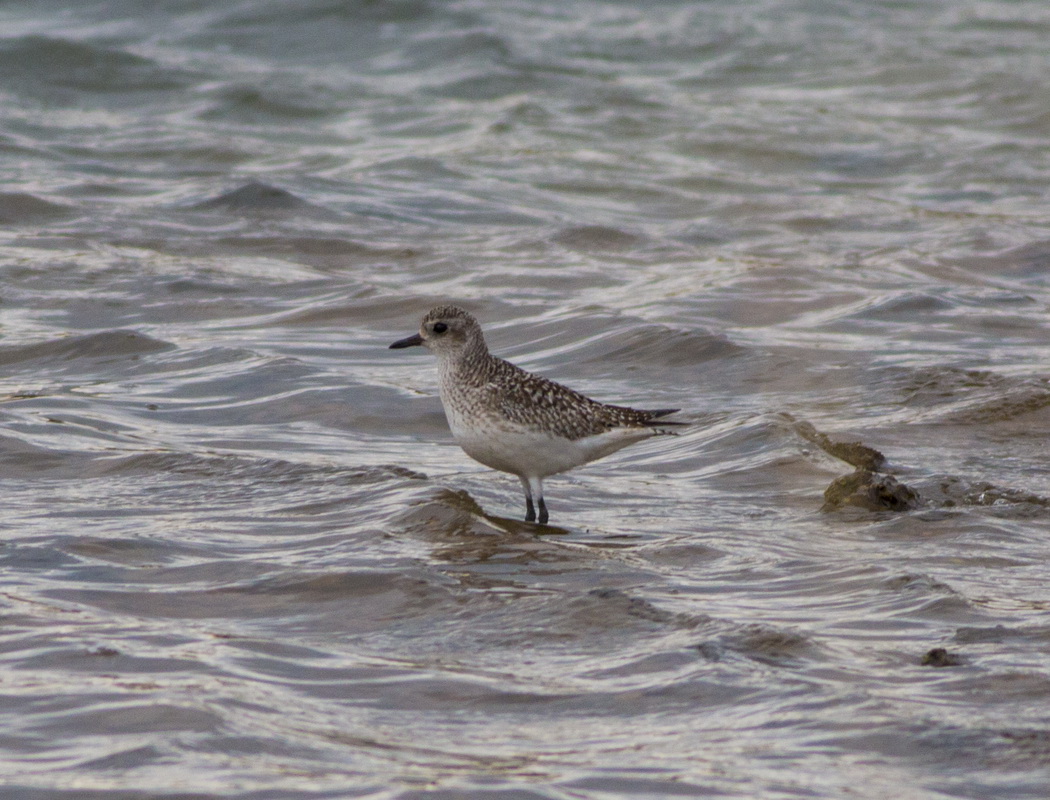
390;333;424;349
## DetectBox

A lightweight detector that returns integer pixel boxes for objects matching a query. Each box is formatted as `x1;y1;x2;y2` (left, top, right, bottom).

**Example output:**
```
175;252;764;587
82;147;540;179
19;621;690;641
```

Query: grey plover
390;306;682;524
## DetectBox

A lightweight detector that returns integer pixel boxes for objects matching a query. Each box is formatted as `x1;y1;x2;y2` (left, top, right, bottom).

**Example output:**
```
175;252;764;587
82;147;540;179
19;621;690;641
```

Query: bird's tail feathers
642;408;687;431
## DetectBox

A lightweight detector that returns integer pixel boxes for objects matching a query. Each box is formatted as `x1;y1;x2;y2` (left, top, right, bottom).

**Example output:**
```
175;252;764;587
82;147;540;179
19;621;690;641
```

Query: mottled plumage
390;305;682;524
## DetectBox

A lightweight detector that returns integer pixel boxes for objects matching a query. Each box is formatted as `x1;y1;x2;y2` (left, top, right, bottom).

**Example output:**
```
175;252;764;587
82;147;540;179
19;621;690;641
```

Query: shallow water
1;1;1050;798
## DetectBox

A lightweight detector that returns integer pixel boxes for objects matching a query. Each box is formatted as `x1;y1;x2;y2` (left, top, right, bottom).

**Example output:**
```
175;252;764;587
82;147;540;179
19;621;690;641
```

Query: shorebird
390;306;682;524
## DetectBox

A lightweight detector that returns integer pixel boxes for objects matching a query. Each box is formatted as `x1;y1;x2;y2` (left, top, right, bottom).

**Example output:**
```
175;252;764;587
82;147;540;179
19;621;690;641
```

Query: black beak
389;333;424;349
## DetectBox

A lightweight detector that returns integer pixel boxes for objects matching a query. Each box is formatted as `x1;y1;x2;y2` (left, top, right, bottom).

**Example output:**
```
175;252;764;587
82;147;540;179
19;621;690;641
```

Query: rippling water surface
2;1;1050;798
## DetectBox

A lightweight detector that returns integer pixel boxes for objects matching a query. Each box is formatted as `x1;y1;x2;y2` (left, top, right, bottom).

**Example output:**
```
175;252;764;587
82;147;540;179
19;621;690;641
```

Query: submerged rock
822;468;920;512
0;192;73;223
789;417;919;513
553;224;642;251
193;181;316;212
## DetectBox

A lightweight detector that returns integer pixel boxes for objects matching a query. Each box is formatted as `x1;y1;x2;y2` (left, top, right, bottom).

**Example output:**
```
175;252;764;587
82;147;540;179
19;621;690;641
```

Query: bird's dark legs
520;476;547;524
534;477;547;524
520;476;536;522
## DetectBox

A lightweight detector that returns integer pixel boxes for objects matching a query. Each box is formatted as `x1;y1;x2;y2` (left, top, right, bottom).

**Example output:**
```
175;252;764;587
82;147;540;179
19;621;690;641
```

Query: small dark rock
695;642;722;661
921;647;961;667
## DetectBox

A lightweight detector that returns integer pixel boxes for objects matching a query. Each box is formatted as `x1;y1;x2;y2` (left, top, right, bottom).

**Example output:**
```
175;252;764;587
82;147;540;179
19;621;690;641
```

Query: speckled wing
486;357;681;440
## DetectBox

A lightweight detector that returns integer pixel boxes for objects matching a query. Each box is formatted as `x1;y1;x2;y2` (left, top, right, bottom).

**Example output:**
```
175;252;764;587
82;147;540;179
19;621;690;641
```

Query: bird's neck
438;341;492;387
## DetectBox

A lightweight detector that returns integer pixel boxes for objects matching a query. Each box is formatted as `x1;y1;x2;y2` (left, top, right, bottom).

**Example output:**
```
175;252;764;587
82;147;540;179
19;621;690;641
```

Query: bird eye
432;322;448;334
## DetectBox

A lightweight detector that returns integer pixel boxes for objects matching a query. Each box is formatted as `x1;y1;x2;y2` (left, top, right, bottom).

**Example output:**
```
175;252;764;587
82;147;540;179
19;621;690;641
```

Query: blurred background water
1;0;1049;798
